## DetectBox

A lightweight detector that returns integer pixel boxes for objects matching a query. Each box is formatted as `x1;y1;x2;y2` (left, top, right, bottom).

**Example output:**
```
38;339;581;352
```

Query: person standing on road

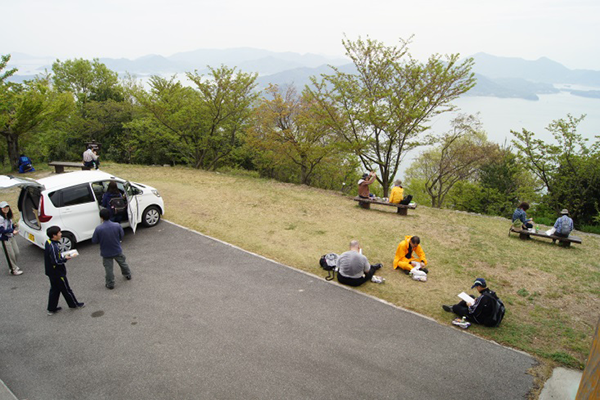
0;201;23;276
336;240;383;286
92;208;132;290
45;226;85;315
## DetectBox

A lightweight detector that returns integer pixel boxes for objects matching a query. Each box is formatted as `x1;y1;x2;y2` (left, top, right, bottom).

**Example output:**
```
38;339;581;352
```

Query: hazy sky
3;0;599;70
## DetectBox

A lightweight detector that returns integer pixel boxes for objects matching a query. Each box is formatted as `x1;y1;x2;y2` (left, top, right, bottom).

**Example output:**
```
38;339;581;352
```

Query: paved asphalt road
1;221;534;400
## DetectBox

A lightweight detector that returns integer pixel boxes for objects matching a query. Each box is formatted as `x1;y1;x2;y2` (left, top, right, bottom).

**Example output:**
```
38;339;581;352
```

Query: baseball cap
0;201;9;208
471;278;487;289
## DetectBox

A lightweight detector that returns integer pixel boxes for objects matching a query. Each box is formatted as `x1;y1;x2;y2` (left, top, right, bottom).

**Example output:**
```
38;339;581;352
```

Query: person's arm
92;227;99;244
119;225;125;241
554;218;560;230
365;173;376;185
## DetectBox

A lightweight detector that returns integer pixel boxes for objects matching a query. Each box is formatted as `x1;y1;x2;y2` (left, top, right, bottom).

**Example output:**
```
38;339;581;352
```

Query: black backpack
109;196;127;214
319;253;339;281
483;292;506;327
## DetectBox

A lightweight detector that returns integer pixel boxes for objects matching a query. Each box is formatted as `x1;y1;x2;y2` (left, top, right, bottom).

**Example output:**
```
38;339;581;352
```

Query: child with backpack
442;278;505;328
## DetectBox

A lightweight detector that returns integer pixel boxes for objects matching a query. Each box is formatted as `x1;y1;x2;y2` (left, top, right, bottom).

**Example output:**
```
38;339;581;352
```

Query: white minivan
0;171;165;251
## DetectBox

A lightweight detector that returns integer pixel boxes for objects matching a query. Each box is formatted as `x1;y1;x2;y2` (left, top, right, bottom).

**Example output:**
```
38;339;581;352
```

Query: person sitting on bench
512;202;533;230
553;209;574;238
388;180;412;205
357;171;376;199
83;146;100;170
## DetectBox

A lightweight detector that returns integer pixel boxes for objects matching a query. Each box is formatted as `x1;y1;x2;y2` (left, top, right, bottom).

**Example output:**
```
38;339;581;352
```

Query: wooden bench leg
359;202;370;209
55;165;65;174
82;165;91;171
397;207;408;216
519;233;530;240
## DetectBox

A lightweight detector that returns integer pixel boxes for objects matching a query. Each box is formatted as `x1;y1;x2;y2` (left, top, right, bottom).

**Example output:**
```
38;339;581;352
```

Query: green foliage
309;36;476;197
131;66;258;170
512;114;600;226
246;84;345;186
406;114;496;208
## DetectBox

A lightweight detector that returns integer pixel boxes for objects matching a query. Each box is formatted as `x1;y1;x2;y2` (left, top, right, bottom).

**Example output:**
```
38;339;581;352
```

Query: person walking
45;226;84;315
0;201;23;276
92;209;132;290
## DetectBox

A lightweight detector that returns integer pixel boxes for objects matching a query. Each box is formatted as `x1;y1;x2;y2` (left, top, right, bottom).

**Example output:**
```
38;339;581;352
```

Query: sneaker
76;302;85;308
421;268;429;274
371;276;385;284
403;269;410;275
125;274;132;280
371;263;383;271
47;307;62;316
10;269;23;276
442;305;452;312
106;284;114;290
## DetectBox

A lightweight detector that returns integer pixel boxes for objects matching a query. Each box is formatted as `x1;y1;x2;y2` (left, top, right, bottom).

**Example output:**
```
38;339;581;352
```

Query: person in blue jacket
512;202;533;230
18;154;34;173
101;181;126;223
45;226;84;315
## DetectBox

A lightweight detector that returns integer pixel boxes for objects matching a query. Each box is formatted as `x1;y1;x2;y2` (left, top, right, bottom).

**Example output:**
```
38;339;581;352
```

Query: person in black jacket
45;226;84;315
442;278;499;326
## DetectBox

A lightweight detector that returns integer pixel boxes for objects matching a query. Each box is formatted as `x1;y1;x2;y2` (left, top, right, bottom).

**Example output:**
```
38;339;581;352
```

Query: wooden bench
353;197;417;216
509;226;582;247
48;161;91;174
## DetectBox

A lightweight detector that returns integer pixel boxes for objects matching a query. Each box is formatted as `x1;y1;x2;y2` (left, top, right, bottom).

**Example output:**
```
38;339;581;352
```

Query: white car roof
37;170;123;190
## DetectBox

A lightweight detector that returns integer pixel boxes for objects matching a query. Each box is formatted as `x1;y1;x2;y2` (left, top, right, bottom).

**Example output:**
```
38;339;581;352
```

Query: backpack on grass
109;196;127;214
319;253;339;281
483;292;506;327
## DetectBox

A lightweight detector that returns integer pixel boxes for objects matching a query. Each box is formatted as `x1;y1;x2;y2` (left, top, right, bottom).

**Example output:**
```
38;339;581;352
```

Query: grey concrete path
1;221;535;399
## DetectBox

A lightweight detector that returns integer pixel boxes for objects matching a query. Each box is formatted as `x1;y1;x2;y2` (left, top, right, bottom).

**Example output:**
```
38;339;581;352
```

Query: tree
247;84;341;185
406;114;496;208
309;36;476;196
52;58;123;108
0;64;73;169
512;114;600;224
131;65;258;169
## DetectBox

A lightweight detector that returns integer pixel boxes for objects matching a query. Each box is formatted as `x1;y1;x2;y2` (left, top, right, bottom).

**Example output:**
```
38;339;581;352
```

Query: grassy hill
4;164;598;378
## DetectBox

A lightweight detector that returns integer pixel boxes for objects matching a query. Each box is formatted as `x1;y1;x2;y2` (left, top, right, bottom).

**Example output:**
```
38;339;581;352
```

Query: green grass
3;163;598;376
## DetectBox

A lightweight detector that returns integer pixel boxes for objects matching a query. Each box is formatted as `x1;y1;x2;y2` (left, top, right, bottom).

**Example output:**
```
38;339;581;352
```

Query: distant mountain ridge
5;50;600;100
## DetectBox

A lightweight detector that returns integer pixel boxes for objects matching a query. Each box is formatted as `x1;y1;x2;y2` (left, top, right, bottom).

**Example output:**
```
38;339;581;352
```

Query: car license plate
27;233;35;242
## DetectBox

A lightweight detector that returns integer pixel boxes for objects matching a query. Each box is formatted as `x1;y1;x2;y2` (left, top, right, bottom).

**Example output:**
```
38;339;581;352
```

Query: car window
48;191;60;208
61;184;95;207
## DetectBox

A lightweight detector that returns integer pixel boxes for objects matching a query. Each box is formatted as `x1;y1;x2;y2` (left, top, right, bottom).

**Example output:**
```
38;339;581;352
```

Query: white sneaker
371;276;385;284
11;269;23;276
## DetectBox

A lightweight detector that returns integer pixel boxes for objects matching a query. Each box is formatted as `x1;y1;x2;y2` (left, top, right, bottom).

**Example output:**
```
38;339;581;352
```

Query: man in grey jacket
336;240;383;286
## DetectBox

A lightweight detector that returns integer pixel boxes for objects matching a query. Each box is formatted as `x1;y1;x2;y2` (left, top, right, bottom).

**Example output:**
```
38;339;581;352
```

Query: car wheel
142;206;161;227
58;232;76;252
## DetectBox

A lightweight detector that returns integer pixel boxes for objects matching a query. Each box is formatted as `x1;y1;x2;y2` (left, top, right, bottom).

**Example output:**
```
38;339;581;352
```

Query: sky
2;0;599;70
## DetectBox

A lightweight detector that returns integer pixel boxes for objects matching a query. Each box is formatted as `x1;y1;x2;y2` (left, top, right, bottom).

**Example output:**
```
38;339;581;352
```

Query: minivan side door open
124;182;139;233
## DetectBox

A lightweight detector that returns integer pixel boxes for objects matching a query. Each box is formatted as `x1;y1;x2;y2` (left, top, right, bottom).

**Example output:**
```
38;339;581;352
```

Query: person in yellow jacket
388;180;413;205
393;235;428;274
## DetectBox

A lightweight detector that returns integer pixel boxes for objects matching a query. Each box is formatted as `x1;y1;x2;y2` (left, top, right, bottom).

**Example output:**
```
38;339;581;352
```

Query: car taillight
38;196;52;223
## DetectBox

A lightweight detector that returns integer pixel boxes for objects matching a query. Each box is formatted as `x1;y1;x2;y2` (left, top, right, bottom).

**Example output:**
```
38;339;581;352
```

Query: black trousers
47;275;79;311
399;195;413;205
337;266;377;287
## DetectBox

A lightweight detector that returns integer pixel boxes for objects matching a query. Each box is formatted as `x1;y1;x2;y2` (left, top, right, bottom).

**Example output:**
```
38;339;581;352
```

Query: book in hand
458;292;474;304
61;249;79;258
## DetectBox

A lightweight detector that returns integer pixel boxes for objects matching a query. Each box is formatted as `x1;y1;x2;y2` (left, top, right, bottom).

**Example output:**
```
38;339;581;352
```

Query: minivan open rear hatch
0;175;45;230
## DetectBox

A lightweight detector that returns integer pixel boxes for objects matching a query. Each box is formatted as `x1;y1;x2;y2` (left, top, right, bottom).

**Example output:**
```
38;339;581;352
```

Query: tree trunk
4;132;20;171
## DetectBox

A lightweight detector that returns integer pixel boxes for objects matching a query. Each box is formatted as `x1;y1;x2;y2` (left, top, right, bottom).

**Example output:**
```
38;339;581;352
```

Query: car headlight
152;190;161;198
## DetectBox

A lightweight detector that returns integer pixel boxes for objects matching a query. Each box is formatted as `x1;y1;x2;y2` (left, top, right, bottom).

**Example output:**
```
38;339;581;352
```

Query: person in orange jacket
393;235;428;274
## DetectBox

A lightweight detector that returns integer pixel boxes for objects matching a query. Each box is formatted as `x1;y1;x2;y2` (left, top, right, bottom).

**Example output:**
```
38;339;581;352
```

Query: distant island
6;50;600;101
